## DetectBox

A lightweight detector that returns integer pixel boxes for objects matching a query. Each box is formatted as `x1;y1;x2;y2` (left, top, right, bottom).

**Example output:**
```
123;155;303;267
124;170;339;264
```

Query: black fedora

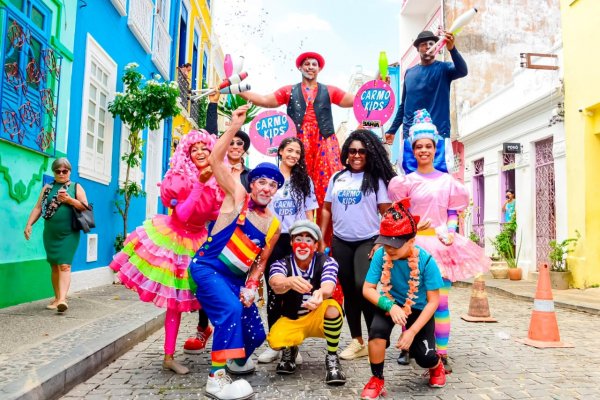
413;31;439;47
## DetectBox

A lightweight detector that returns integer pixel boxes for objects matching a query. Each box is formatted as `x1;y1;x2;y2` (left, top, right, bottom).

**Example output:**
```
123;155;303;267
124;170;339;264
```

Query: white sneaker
258;347;303;364
206;369;254;400
257;347;280;363
225;358;255;375
339;339;368;360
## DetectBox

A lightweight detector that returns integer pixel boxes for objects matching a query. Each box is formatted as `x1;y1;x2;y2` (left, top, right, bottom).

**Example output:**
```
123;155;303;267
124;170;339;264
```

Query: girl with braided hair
258;137;318;363
320;129;396;360
110;129;222;375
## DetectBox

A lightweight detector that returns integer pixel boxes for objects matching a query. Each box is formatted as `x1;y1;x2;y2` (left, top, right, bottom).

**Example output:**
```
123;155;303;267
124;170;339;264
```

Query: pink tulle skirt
416;234;491;282
110;214;207;313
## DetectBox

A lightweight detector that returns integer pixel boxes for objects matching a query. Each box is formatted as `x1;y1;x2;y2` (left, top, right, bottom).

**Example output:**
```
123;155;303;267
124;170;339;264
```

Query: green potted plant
548;231;580;290
489;217;522;280
108;63;181;251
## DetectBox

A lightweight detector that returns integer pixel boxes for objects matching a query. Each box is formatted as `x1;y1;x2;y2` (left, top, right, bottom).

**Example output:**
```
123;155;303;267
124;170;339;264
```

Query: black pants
369;308;439;369
332;235;377;339
265;233;292;329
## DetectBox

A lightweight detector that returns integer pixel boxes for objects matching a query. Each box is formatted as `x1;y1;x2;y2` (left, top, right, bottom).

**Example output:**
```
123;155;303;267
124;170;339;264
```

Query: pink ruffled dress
388;171;490;282
110;172;223;312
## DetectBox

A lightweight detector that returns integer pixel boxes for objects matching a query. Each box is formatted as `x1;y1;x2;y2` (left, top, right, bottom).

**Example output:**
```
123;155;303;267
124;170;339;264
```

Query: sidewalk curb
454;281;600;316
0;308;166;400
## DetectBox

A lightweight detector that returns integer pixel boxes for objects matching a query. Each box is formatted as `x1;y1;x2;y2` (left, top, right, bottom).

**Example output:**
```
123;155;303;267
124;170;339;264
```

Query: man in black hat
385;30;468;175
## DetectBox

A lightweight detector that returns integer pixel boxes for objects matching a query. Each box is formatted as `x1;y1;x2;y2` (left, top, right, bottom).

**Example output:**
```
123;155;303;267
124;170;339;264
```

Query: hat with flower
375;198;421;248
408;109;439;145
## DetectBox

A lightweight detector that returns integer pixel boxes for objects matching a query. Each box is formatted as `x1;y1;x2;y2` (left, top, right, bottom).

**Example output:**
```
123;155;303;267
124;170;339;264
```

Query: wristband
377;296;395;312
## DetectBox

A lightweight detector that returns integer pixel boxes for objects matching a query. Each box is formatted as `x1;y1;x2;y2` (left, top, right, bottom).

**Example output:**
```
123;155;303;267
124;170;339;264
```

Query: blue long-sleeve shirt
387;48;468;139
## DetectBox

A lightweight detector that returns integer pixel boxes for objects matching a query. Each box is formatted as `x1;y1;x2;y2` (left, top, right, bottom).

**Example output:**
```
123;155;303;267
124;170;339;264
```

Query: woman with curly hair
320;130;396;360
110;129;222;375
257;137;318;363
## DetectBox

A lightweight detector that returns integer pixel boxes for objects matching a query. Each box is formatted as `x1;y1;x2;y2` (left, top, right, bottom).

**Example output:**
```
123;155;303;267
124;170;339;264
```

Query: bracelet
377;296;395;312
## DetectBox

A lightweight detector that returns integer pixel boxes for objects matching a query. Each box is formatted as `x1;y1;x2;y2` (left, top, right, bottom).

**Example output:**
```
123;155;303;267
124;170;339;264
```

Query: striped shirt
270;255;339;316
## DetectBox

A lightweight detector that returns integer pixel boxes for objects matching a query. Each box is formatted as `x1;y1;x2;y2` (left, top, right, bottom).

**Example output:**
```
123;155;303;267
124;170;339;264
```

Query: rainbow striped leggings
434;278;452;355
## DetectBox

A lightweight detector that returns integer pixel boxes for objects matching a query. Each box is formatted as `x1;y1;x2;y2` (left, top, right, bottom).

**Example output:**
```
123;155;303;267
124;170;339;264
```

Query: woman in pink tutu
110;129;222;374
387;109;490;371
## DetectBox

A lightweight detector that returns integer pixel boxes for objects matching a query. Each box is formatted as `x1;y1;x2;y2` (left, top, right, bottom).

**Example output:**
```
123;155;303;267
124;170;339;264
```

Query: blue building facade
64;0;181;290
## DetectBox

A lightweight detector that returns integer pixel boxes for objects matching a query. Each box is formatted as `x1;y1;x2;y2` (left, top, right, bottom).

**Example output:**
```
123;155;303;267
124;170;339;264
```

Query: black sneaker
441;355;452;373
325;354;346;386
397;350;410;365
276;346;298;375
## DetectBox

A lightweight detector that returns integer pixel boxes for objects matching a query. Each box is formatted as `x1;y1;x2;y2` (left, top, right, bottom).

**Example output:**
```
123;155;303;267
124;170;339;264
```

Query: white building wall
460;54;566;279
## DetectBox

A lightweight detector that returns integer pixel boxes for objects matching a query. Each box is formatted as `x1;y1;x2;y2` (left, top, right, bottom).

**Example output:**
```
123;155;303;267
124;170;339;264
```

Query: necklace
380;246;420;316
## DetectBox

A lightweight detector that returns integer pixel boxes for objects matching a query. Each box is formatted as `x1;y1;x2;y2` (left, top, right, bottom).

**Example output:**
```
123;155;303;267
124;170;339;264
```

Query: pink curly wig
166;129;217;181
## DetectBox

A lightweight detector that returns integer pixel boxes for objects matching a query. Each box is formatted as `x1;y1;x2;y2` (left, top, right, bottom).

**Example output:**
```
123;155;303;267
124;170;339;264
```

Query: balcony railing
151;16;171;78
177;70;190;113
127;0;153;53
190;99;200;125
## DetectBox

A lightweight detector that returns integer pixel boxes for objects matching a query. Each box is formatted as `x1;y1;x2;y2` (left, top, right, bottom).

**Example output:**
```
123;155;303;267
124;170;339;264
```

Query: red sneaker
183;325;213;354
428;360;446;388
360;376;386;399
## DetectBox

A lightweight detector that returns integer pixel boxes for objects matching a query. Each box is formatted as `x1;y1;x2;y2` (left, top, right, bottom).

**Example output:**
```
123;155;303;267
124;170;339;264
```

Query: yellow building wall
561;0;600;287
173;0;214;142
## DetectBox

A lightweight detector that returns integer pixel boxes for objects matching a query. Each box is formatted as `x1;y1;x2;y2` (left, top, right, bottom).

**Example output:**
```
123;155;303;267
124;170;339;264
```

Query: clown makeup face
250;177;279;205
279;141;302;169
299;58;320;81
412;138;436;166
418;40;437;65
383;238;415;260
292;233;318;262
190;142;210;169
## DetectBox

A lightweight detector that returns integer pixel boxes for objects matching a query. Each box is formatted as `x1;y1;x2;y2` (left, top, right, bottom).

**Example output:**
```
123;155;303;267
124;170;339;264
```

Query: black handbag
71;183;95;233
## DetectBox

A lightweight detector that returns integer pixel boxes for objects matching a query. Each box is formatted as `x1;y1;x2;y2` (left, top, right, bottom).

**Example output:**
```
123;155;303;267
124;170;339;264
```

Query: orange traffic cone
461;274;497;322
516;264;573;348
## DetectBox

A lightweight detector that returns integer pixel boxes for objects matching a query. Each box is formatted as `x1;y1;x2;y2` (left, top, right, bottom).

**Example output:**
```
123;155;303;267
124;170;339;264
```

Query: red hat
296;52;325;69
375;198;420;248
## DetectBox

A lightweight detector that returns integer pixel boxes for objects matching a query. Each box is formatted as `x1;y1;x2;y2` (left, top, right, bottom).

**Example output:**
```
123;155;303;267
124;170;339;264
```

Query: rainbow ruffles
110;214;207;313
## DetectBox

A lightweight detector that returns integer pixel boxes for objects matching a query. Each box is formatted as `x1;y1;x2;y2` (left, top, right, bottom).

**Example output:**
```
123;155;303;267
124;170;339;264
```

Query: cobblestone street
62;287;600;400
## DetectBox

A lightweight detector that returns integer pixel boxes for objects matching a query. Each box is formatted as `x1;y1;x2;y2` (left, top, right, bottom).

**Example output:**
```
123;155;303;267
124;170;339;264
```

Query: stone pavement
61;286;600;400
0;284;164;400
456;273;600;316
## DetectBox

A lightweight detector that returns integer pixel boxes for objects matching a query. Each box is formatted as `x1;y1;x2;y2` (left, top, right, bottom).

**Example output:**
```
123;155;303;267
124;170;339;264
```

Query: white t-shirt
268;178;318;234
325;170;390;241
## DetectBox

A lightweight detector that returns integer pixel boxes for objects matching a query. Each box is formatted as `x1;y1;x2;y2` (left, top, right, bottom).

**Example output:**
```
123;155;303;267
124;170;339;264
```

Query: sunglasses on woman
54;169;70;175
230;140;245;147
348;148;367;156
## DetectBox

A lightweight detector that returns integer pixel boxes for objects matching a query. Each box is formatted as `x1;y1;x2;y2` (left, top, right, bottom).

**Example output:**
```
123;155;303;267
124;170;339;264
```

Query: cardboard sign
353;80;396;130
249;110;297;156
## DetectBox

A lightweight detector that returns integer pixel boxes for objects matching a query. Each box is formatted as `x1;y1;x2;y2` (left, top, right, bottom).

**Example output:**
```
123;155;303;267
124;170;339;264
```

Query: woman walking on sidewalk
24;158;89;313
387;109;490;371
110;128;222;375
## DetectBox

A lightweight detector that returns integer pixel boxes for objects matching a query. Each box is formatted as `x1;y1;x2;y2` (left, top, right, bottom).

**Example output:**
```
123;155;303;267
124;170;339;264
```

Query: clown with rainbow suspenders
188;105;282;400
